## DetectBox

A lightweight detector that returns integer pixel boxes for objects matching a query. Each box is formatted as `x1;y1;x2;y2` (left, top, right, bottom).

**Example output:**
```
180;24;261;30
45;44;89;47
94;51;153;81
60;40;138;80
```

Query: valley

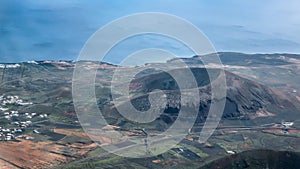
0;53;300;168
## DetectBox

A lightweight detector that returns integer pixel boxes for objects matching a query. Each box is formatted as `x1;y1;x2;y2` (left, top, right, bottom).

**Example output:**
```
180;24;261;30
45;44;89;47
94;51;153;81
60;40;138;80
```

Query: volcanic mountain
102;66;299;129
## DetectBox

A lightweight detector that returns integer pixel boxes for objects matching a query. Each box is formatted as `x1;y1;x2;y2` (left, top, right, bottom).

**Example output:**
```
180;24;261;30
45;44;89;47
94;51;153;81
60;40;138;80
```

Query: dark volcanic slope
224;70;297;118
200;149;300;169
107;67;298;128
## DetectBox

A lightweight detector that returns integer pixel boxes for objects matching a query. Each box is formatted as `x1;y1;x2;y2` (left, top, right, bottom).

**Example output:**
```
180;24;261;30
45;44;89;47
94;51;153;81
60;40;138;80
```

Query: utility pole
135;128;150;156
141;128;150;156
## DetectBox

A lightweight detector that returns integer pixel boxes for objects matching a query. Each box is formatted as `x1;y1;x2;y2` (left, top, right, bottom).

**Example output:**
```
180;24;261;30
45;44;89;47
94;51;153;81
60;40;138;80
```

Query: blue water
0;0;96;63
1;0;300;63
0;1;196;64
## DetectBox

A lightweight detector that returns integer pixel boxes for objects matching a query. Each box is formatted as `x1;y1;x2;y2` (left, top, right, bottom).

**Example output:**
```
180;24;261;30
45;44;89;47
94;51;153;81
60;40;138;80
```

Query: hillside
104;67;298;132
0;55;299;168
200;149;300;169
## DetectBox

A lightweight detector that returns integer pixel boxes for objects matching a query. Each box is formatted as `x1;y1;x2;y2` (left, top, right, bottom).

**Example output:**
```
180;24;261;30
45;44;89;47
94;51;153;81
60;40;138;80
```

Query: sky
0;0;300;63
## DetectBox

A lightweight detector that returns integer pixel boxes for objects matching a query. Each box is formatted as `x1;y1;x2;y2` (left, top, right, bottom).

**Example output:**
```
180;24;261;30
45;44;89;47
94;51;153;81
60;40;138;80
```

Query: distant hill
168;52;300;67
200;149;300;169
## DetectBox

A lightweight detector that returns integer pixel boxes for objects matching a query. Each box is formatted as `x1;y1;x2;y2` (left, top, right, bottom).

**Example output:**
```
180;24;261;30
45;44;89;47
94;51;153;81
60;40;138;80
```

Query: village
0;95;48;141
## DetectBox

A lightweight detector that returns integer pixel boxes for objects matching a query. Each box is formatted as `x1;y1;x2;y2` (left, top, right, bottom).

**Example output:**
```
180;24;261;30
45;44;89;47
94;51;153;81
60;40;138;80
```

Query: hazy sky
0;0;300;63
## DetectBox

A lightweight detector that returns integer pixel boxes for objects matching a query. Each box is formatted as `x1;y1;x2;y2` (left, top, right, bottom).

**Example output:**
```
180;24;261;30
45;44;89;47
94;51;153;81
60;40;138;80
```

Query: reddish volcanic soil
0;140;68;169
0;129;98;169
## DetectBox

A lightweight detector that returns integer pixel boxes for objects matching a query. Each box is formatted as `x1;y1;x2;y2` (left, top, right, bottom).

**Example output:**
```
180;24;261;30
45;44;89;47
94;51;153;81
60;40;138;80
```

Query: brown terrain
0;129;97;169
